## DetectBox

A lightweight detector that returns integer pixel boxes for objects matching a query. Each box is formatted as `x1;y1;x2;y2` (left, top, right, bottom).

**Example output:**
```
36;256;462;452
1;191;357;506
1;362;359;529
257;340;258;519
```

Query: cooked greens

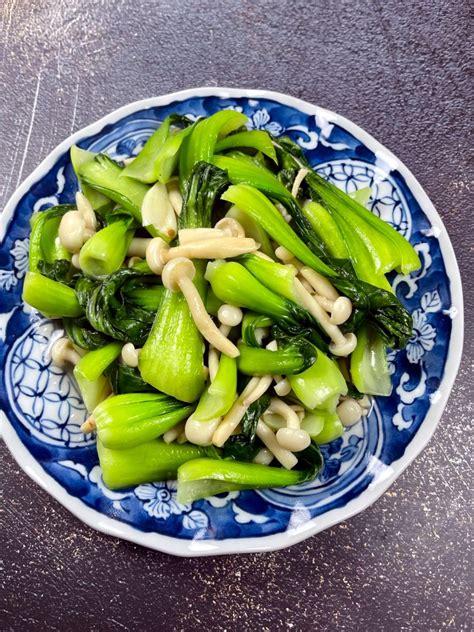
24;110;420;502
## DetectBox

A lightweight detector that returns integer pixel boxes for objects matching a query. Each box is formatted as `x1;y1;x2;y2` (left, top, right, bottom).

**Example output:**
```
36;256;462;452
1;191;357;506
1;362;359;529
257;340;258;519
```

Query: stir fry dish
23;110;420;502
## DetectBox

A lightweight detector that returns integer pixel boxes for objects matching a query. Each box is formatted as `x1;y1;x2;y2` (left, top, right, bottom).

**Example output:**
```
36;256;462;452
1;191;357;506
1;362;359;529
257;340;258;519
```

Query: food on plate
23;110;420;502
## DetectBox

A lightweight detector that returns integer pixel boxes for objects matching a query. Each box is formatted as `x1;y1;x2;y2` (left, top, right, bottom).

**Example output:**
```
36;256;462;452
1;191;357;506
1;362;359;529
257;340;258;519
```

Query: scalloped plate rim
0;87;464;556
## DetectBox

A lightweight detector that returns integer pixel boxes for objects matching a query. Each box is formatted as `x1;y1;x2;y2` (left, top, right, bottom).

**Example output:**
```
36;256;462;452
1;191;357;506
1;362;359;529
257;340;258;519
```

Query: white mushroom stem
293;279;357;356
141;182;177;240
268;398;311;452
168;237;259;261
162;421;186;444
253;250;274;262
274;376;291;397
298;266;339;301
146;237;259;275
314;294;353;326
81;417;96;433
214;217;246;238
208;347;220;382
337;398;364;427
75;192;97;231
291;168;309;198
128;256;143;268
166;180;183;216
178;228;227;244
268;397;301;430
275;246;295;263
185;415;221;446
121;342;141;368
127;238;153;258
256;421;298;470
162;258;239;358
51;337;82;367
253;448;274;466
58;210;94;254
176;432;187;444
212;375;273;447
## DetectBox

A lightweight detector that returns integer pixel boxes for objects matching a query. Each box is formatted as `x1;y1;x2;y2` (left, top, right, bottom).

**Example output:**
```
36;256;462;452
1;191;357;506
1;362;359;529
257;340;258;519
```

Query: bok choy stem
98;439;218;489
23;271;82;318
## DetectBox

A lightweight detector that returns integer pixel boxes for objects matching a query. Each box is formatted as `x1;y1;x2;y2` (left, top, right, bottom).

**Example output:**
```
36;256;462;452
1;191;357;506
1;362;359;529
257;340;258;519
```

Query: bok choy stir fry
23;110;420;502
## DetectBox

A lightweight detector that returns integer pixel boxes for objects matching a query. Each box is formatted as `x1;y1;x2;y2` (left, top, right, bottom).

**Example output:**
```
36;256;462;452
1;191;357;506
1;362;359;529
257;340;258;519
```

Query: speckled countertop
0;1;471;630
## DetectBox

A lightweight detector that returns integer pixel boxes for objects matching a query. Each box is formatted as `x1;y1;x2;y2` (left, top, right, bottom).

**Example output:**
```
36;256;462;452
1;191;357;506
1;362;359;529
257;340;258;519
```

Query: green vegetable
79;214;135;278
98;438;217;489
29;205;74;271
23;271;82;318
241;312;273;347
237;339;316;376
350;325;392;396
222;394;271;462
75;268;158;345
301;409;338;438
215;130;277;162
71;145;110;209
193;354;237;422
206;261;312;335
180;110;248;184
92;392;194;449
289;349;347;410
121;114;192;183
301;201;348;259
177;442;323;503
221;184;335;277
107;363;157;394
79;154;150;222
64;317;110;350
126;285;165;311
349;187;372;207
312;414;344;444
73;342;122;411
240;253;297;301
139;163;229;402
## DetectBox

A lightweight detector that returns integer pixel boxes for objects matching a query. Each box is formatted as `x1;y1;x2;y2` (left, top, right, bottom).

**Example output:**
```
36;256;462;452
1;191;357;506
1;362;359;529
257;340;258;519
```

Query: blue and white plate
0;88;463;556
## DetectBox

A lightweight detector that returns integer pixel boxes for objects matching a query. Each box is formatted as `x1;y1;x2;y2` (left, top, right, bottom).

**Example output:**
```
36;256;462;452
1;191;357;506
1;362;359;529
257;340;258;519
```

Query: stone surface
0;1;472;630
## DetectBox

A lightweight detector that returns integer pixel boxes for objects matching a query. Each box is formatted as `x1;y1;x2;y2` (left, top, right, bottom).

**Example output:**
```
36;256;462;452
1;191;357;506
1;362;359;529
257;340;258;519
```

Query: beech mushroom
161;257;239;358
121;342;141;368
337;398;364;427
212;375;273;447
269;397;311;452
51;337;82;367
256;421;298;470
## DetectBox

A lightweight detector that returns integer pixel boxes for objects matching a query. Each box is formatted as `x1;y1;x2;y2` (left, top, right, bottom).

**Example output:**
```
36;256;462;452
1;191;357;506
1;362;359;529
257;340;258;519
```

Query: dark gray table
1;1;471;630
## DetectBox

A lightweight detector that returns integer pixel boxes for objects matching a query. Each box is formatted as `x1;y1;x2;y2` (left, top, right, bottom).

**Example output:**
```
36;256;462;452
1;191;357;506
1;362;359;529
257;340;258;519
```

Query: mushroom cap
145;237;169;275
276;427;311;452
58;210;86;253
162;257;196;291
215;217;245;238
218;304;243;327
337;398;363;427
329;332;358;357
51;337;74;366
330;296;352;325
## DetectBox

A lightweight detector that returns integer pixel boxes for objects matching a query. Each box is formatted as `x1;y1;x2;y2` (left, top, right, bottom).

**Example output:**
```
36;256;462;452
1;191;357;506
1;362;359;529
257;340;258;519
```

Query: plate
0;88;463;556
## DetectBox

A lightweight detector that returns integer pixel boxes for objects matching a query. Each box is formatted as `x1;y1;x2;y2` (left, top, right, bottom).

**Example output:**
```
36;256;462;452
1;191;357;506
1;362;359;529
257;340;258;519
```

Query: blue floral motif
0;94;456;547
135;481;209;530
406;309;437;363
